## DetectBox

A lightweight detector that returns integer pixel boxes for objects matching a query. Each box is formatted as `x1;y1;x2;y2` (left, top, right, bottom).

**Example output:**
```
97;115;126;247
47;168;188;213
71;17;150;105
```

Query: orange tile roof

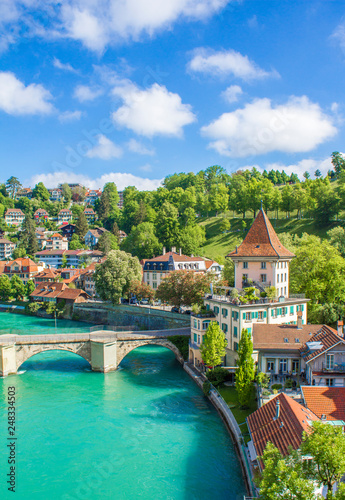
58;288;90;300
300;326;343;362
247;393;319;460
253;324;325;351
227;209;295;259
301;386;345;421
30;282;67;299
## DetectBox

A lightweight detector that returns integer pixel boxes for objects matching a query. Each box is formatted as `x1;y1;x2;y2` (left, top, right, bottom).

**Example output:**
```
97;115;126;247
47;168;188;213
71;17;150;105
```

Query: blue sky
1;0;345;190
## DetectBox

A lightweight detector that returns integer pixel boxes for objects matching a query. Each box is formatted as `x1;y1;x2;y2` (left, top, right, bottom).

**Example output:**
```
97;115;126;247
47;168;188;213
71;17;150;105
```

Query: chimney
297;311;303;330
235;245;238;254
337;320;344;338
162;247;166;255
171;246;176;253
179;248;182;256
274;399;280;421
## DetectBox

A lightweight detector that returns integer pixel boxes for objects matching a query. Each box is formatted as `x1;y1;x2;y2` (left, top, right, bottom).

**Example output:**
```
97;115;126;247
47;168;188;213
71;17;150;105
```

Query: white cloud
53;58;78;73
127;138;155;156
73;85;103;102
58;110;82;122
265;157;333;179
26;171;163;191
112;81;196;137
201;96;337;157
188;48;279;80
0;71;53;115
331;21;345;53
221;85;243;103
85;134;123;160
139;164;153;172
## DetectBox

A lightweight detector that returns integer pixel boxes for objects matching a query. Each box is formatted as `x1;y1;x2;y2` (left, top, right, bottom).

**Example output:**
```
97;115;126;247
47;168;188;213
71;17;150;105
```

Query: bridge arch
15;342;92;371
116;339;184;367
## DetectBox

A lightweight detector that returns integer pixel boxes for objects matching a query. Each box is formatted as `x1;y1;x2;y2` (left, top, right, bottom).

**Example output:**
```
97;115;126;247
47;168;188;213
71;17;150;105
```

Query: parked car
183;309;192;315
129;298;138;305
121;298;129;304
140;299;149;305
171;306;182;313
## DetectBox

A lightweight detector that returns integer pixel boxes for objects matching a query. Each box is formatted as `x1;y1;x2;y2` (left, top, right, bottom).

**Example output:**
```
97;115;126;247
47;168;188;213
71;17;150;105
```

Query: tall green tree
26;279;35;297
156;201;180;248
301;421;345;499
75;212;89;238
94;250;142;304
0;275;12;301
61;183;72;203
156;270;214;308
259;443;315;500
121;222;160;260
331;151;345;177
177;225;206;256
235;328;255;408
32;182;50;202
10;275;25;300
96;232;119;254
20;217;38;255
200;321;227;369
6;176;22;199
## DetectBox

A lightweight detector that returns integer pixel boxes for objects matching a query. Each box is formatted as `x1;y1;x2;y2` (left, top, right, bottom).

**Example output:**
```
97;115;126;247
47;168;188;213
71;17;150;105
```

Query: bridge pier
90;341;118;372
0;344;17;377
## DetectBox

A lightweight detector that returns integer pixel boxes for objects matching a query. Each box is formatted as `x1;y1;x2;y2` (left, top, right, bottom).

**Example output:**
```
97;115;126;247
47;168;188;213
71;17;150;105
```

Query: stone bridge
0;328;190;377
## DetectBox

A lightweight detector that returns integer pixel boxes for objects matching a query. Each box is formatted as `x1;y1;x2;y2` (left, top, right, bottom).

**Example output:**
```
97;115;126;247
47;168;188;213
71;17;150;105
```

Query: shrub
260;291;267;298
284;378;293;389
262;389;271;396
256;372;270;389
168;335;189;360
27;302;41;314
206;366;232;387
271;383;282;391
203;380;211;396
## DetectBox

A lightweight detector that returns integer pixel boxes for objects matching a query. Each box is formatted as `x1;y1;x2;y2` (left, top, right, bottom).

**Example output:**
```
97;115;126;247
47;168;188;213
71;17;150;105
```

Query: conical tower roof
227;209;295;259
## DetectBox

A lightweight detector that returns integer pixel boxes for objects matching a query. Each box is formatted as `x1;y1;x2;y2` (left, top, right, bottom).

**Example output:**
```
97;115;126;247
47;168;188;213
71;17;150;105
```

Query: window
284;273;287;281
202;321;210;330
245;312;251;321
260;274;267;283
152;282;157;289
271;309;277;318
222;308;228;317
284;338;289;343
234;326;238;338
292;360;299;373
277;274;280;283
198;335;201;344
282;307;287;316
326;378;334;387
261;262;266;269
234;342;239;351
279;359;287;373
290;306;294;315
258;311;263;320
326;354;334;370
281;273;284;282
222;323;228;333
194;319;197;329
242;274;248;281
152;272;157;280
243;262;248;269
267;360;275;371
194;333;197;342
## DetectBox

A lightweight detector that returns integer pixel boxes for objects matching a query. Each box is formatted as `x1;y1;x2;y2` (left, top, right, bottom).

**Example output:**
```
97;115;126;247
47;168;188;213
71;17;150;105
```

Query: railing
322;362;345;373
89;325;137;333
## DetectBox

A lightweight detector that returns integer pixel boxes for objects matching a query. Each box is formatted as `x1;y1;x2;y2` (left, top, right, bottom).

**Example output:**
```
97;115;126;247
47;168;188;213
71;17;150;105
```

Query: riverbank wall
73;302;190;330
183;363;255;498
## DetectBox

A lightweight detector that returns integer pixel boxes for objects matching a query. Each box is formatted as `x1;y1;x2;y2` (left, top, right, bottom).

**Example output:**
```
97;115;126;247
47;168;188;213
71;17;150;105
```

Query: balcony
322;363;345;373
189;341;200;350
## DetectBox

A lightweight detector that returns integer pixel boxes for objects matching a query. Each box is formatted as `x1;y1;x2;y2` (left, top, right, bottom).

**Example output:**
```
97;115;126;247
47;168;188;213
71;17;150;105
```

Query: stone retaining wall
73;302;190;330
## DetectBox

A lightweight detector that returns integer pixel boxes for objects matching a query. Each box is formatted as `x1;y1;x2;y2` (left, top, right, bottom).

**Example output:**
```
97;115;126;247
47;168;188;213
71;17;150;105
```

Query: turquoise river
0;313;246;499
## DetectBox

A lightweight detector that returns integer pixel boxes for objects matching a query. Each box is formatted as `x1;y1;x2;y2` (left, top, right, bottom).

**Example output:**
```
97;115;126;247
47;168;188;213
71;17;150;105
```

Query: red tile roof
300;326;343;362
247;393;319;460
253;323;325;351
30;282;67;299
227;209;295;259
301;386;345;421
58;288;90;300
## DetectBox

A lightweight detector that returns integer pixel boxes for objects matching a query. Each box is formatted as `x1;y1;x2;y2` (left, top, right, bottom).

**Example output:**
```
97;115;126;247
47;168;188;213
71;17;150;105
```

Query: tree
12;247;26;260
127;279;155;301
156;201;180;248
219;217;230;232
6;176;22;199
222;258;235;286
98;182;119;222
26;279;35;297
121;222;160;260
32;182;50;202
10;275;25;300
156;270;214;308
94;250;142;304
61;183;72;203
96;232;119;254
303;171;311;181
235;328;255;408
327;226;345;257
61;255;68;268
177;225;206;256
259;442;315;500
71;186;86;203
75;212;89;238
315;169;322;178
301;421;345;499
20;217;38;255
200;321;227;368
69;234;84;250
331;151;345;177
0;275;12;301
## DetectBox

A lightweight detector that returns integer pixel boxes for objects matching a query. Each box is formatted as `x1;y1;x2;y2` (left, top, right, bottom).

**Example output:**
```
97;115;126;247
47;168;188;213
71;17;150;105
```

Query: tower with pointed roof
227;208;295;297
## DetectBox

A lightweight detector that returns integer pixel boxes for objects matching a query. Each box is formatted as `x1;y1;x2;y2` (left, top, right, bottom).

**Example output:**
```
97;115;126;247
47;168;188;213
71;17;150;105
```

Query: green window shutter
264;311;267;318
271;309;274;317
194;333;197;342
206;304;210;311
243;312;246;320
296;305;299;312
290;306;294;314
255;311;258;319
251;312;255;319
232;311;234;318
234;326;238;337
302;305;304;312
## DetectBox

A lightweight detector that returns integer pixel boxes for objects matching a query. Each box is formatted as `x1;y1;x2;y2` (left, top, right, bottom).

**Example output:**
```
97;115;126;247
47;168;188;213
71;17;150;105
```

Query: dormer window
284;338;289;343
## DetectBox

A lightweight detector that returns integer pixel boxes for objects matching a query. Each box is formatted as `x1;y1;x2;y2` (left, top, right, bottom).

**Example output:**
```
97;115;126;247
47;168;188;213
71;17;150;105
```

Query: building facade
5;209;25;227
57;209;72;224
0;239;16;260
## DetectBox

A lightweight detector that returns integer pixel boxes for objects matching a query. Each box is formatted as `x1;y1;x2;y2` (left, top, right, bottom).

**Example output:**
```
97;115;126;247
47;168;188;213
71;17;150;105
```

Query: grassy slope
218;385;257;444
198;212;341;260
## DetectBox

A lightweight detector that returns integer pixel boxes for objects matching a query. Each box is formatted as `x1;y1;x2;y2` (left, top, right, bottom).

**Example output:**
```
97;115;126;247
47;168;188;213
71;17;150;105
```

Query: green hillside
198;213;341;261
